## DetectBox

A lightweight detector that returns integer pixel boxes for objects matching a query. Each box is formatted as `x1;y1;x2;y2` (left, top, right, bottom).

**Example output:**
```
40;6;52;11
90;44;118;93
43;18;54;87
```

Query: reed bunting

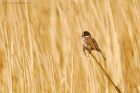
81;31;106;61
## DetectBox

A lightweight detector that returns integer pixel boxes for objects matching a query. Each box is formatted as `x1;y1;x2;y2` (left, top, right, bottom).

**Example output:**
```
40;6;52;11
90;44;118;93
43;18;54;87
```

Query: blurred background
0;0;140;93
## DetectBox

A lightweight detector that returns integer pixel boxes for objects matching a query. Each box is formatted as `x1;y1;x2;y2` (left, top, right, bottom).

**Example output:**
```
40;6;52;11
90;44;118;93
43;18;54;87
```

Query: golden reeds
0;0;140;93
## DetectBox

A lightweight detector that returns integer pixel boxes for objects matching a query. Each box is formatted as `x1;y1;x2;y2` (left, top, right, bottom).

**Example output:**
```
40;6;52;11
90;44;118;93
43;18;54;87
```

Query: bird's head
82;31;91;37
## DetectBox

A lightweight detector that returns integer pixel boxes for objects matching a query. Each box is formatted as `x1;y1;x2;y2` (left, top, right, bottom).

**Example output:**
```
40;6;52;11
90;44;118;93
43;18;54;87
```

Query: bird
81;31;106;61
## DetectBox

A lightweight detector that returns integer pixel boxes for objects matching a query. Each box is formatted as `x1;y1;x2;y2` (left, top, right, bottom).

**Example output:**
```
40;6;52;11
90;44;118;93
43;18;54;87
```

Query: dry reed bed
0;0;140;93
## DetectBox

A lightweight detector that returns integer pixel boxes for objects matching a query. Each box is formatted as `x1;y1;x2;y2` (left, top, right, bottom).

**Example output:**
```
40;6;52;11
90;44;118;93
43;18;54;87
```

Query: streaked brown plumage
81;31;106;61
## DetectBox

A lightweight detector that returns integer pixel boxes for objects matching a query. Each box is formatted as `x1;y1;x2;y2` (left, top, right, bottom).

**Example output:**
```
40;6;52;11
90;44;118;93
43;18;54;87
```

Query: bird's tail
96;48;106;61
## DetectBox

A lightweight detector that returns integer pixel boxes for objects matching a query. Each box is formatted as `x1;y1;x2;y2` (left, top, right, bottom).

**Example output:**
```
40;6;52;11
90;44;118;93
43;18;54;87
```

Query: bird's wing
83;36;101;51
83;37;96;49
91;37;101;51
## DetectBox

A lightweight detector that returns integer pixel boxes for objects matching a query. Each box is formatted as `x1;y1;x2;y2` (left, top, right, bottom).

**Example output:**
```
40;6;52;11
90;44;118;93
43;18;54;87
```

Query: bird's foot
89;51;92;54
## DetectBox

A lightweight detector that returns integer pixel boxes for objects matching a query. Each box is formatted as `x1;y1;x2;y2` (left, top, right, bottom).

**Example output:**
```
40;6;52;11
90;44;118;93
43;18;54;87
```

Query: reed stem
89;53;121;93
